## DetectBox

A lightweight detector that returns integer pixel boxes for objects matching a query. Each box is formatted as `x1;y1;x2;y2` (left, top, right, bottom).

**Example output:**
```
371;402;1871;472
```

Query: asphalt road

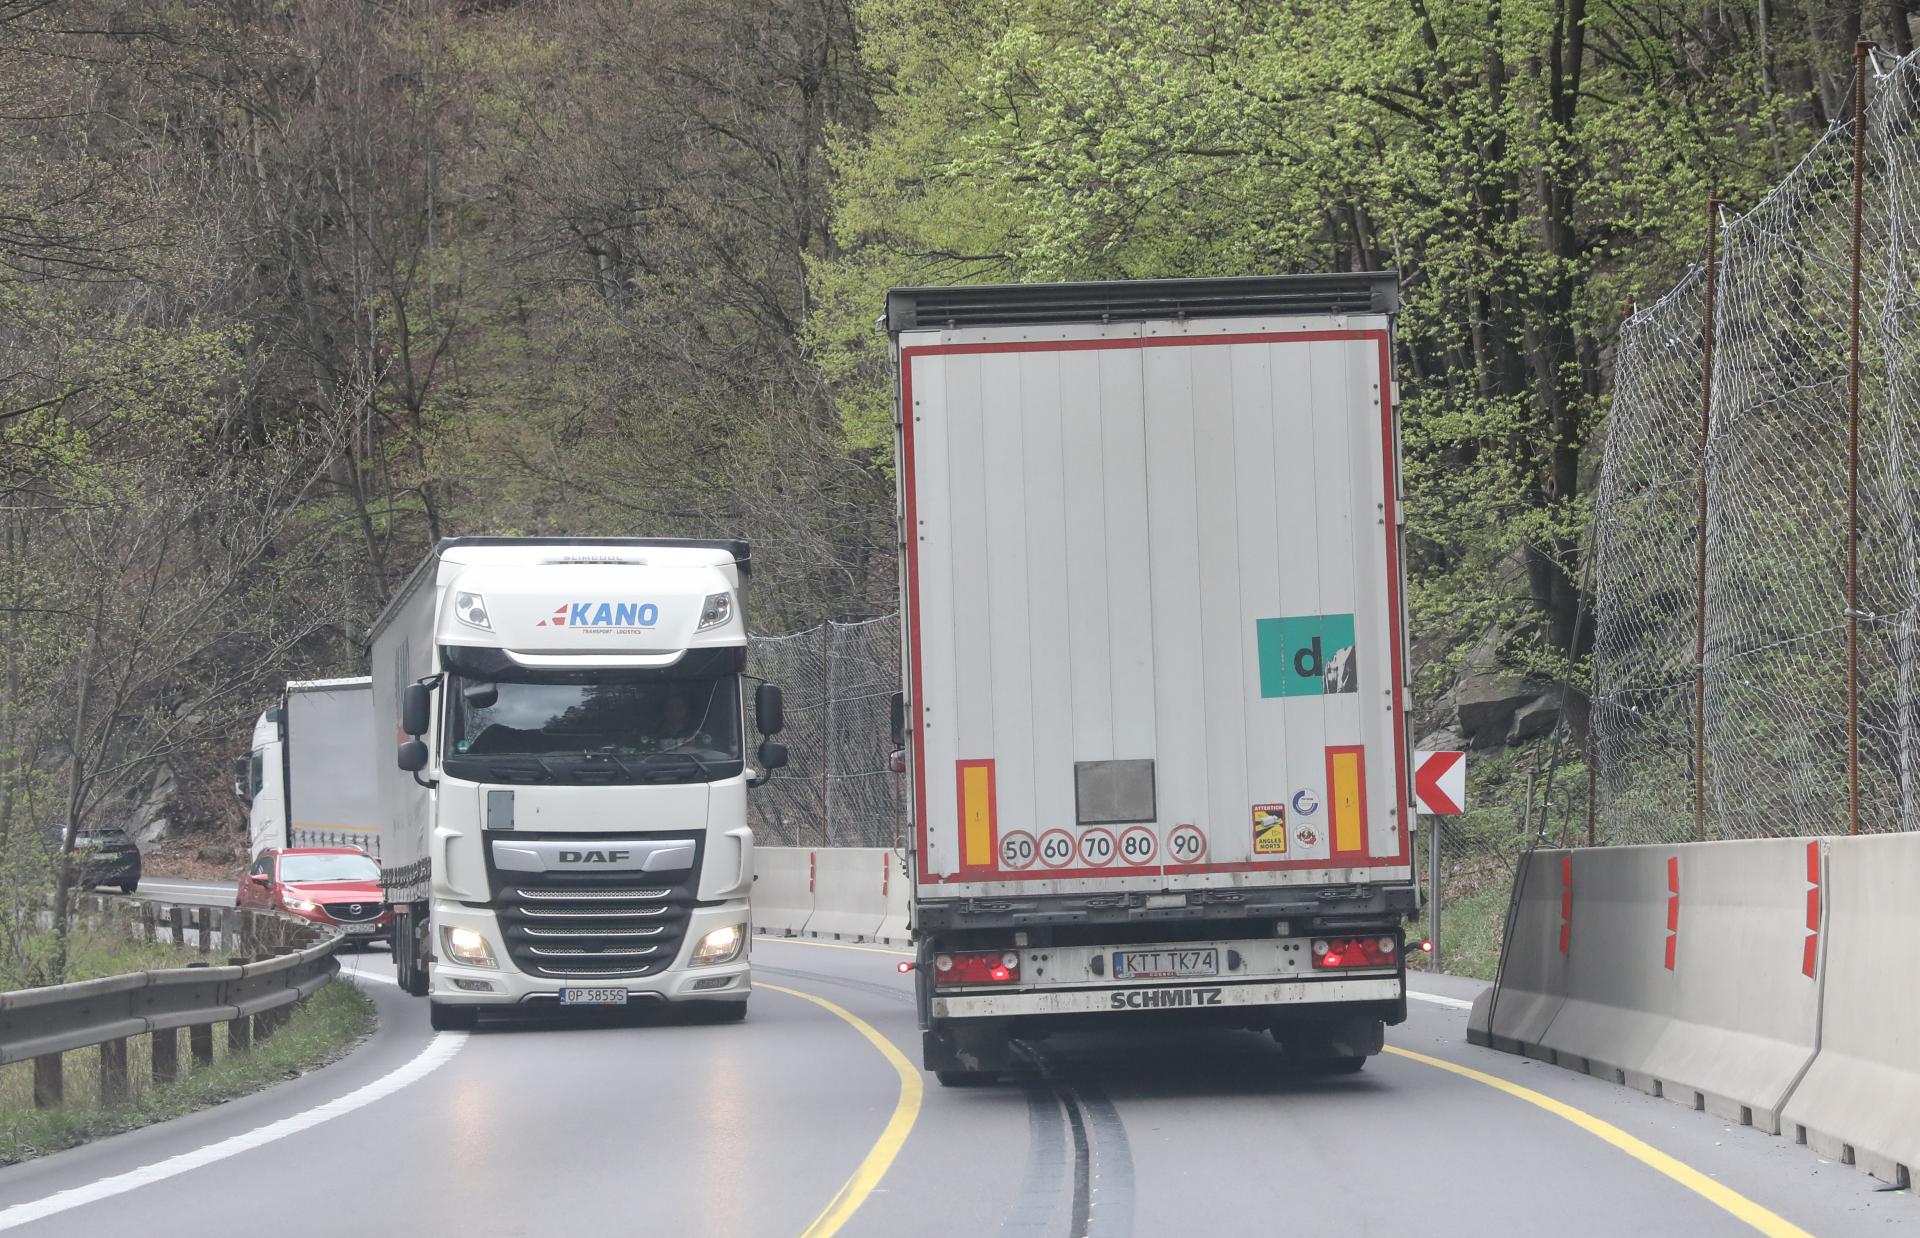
0;938;1911;1237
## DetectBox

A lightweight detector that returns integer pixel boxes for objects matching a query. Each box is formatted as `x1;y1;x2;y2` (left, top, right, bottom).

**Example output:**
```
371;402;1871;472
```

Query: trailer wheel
934;1070;999;1088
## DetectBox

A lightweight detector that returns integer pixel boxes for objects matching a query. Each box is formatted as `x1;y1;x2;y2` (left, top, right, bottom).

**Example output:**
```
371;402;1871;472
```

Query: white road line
0;1031;465;1230
1408;990;1475;1011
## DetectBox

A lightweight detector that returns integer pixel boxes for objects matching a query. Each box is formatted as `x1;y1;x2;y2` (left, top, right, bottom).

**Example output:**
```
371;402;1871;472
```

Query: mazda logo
350;904;362;914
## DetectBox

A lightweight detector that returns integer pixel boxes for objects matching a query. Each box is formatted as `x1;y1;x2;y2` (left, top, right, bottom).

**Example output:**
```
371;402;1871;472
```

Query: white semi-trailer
369;536;785;1030
888;274;1416;1083
241;678;381;860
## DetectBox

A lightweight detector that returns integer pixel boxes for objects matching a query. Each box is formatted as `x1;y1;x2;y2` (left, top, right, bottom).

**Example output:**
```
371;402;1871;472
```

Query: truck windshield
442;658;743;784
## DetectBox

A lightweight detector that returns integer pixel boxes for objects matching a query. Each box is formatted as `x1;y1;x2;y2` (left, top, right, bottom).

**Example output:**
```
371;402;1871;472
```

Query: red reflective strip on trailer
1665;935;1678;972
1805;839;1820;885
1802;935;1819;979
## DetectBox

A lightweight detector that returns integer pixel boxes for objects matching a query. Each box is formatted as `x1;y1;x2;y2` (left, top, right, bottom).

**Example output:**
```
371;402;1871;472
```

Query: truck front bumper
427;901;752;1005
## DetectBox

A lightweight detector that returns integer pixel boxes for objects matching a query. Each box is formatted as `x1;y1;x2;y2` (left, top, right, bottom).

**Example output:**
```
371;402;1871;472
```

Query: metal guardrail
0;898;344;1108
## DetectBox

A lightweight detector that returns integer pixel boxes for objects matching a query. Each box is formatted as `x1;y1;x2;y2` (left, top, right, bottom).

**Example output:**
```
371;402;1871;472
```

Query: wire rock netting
747;616;906;849
1594;48;1920;843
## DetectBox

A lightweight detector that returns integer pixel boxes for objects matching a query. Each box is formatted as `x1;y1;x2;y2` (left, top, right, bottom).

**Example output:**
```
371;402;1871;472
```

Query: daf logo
559;850;632;864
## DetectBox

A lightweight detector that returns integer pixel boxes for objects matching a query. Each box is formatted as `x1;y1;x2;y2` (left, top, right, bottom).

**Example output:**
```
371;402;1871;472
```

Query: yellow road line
762;983;923;1238
1385;1047;1816;1238
756;934;912;958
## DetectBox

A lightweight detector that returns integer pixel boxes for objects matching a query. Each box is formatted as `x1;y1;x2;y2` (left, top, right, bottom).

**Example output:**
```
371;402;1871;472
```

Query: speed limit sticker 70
1168;824;1207;864
1078;828;1117;866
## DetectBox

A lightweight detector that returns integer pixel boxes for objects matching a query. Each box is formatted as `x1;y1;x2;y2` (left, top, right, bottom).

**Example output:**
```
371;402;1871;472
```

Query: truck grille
486;838;700;980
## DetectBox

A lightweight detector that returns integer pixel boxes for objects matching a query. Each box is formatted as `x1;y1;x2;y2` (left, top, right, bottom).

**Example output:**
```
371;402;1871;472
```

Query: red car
238;847;393;948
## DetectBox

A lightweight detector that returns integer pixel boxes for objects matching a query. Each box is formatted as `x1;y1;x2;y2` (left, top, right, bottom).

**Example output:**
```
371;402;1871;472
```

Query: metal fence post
197;906;212;955
33;1053;63;1109
99;1037;129;1106
152;1026;179;1086
1694;196;1723;843
1846;37;1874;836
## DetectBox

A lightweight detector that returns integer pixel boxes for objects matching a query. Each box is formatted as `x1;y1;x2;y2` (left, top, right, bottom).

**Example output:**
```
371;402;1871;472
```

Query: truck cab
372;537;786;1029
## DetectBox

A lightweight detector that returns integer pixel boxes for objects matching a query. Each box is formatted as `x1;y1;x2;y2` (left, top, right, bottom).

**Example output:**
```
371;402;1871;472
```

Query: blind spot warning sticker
1253;804;1289;855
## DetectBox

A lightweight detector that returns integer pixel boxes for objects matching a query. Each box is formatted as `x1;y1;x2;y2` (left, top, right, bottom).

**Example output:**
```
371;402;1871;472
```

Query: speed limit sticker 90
1119;826;1157;865
999;831;1038;870
1168;824;1208;863
1078;828;1117;866
1037;829;1076;869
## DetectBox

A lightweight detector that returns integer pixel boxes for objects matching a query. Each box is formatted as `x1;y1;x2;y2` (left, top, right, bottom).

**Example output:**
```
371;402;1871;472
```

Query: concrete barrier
1638;837;1825;1131
1476;841;1827;1134
752;847;814;938
1781;832;1920;1186
877;850;911;945
1468;850;1569;1058
804;848;888;941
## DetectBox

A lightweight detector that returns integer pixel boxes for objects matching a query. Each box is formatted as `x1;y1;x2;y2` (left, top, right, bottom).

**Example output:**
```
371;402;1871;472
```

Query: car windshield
278;854;379;884
443;659;743;783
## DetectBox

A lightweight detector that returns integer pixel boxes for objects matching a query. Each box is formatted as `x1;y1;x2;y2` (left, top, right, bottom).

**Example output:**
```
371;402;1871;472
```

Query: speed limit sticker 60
1037;829;1076;869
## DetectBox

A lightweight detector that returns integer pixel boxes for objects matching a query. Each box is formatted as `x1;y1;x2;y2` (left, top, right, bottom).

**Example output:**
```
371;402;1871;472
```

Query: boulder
1507;694;1563;744
135;816;172;845
1455;670;1538;748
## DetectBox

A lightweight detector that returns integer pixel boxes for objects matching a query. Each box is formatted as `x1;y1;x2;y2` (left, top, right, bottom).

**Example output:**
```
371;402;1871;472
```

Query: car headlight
454;591;492;631
691;922;746;966
441;925;497;968
695;591;732;631
283;897;319;913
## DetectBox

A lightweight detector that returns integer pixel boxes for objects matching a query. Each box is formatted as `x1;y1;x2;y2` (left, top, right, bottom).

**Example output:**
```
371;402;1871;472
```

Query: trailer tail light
1311;936;1397;970
932;950;1021;984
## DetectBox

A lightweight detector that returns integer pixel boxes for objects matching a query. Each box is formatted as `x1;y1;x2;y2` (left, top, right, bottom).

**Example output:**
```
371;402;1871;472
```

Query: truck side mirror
755;683;785;736
402;683;433;738
757;739;789;772
397;739;429;772
232;756;250;803
889;692;905;747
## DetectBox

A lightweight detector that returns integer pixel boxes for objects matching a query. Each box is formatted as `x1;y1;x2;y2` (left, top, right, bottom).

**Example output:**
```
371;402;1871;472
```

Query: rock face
1454;669;1541;748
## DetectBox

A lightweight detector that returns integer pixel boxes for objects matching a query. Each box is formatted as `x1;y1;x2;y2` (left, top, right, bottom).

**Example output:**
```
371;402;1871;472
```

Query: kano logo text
538;601;661;629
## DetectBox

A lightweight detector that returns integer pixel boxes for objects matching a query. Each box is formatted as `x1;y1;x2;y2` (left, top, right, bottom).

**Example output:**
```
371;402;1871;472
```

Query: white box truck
888;273;1417;1083
241;678;382;860
369;537;787;1030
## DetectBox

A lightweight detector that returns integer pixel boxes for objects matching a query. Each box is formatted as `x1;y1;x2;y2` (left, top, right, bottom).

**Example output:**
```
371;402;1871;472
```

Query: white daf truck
240;678;382;859
888;273;1417;1083
369;536;786;1030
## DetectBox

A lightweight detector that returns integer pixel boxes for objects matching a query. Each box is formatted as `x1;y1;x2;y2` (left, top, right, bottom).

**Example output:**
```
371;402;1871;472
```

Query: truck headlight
695;592;732;631
441;925;496;968
454;591;492;631
691;922;745;966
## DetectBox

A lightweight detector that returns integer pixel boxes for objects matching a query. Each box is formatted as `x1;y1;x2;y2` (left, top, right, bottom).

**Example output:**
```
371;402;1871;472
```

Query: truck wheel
429;1001;478;1032
934;1070;998;1088
704;1001;747;1023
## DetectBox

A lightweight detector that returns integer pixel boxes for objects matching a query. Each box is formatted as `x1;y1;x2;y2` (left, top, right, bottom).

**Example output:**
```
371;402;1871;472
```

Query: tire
935;1070;998;1088
429;1001;479;1032
706;1000;748;1023
1304;1056;1367;1075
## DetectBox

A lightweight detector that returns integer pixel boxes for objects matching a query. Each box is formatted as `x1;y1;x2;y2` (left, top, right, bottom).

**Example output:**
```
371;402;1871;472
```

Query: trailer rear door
897;294;1410;900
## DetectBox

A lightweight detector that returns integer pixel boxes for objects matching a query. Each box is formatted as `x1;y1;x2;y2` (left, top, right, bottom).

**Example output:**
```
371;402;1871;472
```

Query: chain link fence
748;615;906;848
1594;47;1920;844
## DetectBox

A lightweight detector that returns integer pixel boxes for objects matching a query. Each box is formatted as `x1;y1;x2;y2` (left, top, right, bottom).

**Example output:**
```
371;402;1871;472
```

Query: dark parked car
68;827;142;894
237;847;393;948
